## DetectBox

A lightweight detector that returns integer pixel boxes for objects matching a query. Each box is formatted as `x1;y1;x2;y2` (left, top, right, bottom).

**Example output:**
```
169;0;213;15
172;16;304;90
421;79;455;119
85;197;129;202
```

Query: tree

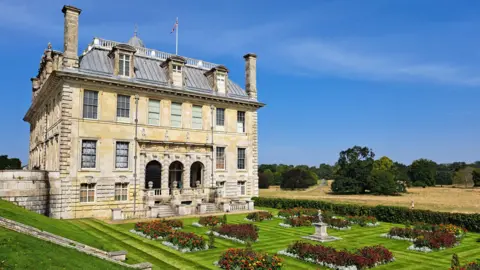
367;170;397;195
316;163;334;180
0;155;21;170
332;146;375;194
258;173;270;189
472;169;480;187
331;176;363;194
263;169;275;185
373;156;394;172
281;168;318;190
435;171;453;185
453;167;474;187
273;171;283;185
409;159;437;186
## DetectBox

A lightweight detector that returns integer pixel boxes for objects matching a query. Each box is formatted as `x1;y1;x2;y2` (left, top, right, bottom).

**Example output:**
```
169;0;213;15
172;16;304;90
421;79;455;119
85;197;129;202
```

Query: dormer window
108;44;136;78
173;64;182;73
161;56;186;87
119;54;131;76
217;73;226;94
205;65;229;94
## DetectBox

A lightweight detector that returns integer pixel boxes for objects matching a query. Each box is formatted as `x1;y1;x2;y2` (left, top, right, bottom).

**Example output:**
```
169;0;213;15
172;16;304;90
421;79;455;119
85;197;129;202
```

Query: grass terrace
1;200;479;269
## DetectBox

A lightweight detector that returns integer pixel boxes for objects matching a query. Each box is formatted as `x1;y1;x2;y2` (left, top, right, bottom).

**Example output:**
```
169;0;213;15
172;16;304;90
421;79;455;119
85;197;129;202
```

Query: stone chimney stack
243;53;257;99
62;5;82;68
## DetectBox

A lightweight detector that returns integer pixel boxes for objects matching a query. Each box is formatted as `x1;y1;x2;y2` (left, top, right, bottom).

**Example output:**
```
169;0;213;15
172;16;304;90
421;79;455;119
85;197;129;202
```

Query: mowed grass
260;182;480;213
0;227;128;270
1;200;479;269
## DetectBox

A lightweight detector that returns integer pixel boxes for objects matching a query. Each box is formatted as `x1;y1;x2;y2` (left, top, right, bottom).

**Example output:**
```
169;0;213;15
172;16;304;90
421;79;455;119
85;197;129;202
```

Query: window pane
237;111;245;133
171;103;182;127
81;140;96;168
216;108;225;126
237;148;246;170
115;142;129;168
216;147;225;169
117;95;130;118
192;105;202;129
83;91;98;119
148;100;160;125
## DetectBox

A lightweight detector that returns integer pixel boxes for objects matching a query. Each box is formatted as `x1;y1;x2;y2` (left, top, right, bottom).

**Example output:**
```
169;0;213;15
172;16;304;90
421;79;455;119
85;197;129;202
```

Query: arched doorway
190;161;204;188
169;161;184;190
145;161;162;189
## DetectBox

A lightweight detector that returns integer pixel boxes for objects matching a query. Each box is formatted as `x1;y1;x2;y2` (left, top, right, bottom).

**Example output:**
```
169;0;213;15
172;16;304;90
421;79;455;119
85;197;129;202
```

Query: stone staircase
155;204;176;218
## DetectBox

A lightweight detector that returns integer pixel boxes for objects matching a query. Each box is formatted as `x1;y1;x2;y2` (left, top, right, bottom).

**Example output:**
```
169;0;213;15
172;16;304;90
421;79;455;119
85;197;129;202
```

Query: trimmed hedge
252;197;480;232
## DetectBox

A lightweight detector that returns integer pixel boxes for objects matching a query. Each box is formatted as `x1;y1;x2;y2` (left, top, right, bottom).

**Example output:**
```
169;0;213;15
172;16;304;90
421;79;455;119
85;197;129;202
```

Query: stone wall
0;170;58;215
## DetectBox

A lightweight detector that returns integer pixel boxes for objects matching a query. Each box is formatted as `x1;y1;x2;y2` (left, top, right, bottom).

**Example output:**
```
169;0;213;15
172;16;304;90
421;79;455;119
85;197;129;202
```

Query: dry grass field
259;181;480;213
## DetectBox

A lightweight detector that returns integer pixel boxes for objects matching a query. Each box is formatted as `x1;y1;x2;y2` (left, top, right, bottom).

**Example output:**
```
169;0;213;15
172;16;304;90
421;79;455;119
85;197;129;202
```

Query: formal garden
1;199;480;269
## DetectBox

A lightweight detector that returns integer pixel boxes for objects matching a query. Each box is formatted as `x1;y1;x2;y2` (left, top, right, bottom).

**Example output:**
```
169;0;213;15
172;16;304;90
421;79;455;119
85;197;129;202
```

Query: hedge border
252;197;480;232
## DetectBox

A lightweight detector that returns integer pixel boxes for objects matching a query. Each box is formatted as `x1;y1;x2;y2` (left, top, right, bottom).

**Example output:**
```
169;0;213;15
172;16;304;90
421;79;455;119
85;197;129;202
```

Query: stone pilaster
250;111;259;197
62;6;81;68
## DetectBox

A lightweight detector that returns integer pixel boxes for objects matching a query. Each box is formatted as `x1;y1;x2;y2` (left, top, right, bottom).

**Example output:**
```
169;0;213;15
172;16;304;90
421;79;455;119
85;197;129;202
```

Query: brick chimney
243;53;257;99
62;5;82;68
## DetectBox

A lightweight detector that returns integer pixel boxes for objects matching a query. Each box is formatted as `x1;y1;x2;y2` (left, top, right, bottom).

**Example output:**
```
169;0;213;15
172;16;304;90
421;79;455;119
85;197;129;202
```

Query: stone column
161;161;169;194
62;5;82;68
243;53;257;100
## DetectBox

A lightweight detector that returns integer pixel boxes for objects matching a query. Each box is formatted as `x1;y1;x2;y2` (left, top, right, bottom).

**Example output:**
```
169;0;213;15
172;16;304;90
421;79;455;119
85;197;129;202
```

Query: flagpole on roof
175;17;178;55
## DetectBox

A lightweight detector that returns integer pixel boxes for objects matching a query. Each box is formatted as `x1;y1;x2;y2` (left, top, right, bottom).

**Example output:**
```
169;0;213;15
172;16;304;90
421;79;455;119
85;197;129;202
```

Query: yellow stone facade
23;5;263;219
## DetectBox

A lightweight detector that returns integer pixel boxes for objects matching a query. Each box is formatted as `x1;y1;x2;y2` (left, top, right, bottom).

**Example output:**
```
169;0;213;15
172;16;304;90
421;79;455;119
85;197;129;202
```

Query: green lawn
1;200;479;269
0;227;128;270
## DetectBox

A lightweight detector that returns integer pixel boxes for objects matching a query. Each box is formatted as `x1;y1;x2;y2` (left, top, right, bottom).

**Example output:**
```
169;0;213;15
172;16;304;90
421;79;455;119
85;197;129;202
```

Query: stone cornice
24;73;63;123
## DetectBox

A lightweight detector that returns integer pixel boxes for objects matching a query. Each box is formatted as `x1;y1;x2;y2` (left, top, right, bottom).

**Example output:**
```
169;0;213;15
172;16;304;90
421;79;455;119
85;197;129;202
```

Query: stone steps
205;203;218;213
156;205;175;218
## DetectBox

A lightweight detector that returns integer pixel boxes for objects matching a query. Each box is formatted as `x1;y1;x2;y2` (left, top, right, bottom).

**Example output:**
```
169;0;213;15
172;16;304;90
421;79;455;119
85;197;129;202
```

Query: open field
0;227;128;269
1;200;480;269
260;183;480;213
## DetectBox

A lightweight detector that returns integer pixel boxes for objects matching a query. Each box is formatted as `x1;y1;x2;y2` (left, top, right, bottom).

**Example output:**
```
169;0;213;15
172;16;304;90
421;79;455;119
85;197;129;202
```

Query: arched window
169;161;184;189
145;161;162;189
190;161;204;188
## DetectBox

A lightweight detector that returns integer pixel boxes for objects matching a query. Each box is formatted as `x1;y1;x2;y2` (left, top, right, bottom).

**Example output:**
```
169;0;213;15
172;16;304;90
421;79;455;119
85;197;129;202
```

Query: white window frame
148;99;161;126
116;95;130;122
114;183;128;201
217;73;226;93
173;64;182;73
119;53;131;77
237;148;246;170
216;147;226;170
115;141;129;169
238;181;246;196
237;111;246;133
80;183;96;203
83;90;98;119
170;102;182;128
81;140;97;169
191;105;203;129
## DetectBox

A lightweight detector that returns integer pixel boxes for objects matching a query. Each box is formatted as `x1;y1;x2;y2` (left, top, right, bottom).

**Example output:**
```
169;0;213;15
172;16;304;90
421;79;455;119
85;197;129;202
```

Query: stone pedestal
302;222;341;243
198;204;207;214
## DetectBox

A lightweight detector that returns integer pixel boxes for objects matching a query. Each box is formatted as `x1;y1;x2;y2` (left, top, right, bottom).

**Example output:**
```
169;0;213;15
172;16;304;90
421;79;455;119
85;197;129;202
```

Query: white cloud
278;39;480;86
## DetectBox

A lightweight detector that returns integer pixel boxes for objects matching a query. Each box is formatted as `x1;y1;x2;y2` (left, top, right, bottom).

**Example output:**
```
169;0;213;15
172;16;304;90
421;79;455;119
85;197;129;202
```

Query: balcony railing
84;38;218;70
230;203;248;212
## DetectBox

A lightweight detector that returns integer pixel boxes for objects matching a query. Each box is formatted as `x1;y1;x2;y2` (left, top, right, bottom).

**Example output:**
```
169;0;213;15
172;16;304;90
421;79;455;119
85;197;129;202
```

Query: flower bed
245;211;273;222
192;222;203;227
278;207;323;219
216;248;283;270
160;219;183;229
279;223;292;228
413;222;467;237
279;241;394;270
163;231;208;252
285;216;316;227
384;227;458;252
452;261;480;270
324;218;351;230
345;215;379;227
133;220;175;239
214;224;259;242
199;215;223;227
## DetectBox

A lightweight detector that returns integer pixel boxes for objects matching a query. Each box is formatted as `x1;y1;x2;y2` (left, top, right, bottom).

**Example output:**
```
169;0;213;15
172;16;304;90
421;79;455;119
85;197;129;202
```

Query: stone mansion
11;5;264;219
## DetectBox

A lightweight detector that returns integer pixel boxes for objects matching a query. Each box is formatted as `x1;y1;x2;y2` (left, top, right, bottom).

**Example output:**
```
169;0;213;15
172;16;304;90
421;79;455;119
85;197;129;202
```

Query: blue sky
0;0;479;166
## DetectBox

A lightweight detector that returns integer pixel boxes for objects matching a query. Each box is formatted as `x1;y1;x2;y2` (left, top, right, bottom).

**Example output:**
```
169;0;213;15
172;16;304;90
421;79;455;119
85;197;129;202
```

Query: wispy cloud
275;39;480;86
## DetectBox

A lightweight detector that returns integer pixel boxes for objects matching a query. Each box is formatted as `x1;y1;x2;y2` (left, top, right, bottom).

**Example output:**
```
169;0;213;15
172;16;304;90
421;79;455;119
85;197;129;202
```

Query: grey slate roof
78;48;249;99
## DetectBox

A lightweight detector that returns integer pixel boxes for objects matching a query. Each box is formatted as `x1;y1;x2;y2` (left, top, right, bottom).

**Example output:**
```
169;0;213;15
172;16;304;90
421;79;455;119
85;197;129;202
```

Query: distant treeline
259;146;480;191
